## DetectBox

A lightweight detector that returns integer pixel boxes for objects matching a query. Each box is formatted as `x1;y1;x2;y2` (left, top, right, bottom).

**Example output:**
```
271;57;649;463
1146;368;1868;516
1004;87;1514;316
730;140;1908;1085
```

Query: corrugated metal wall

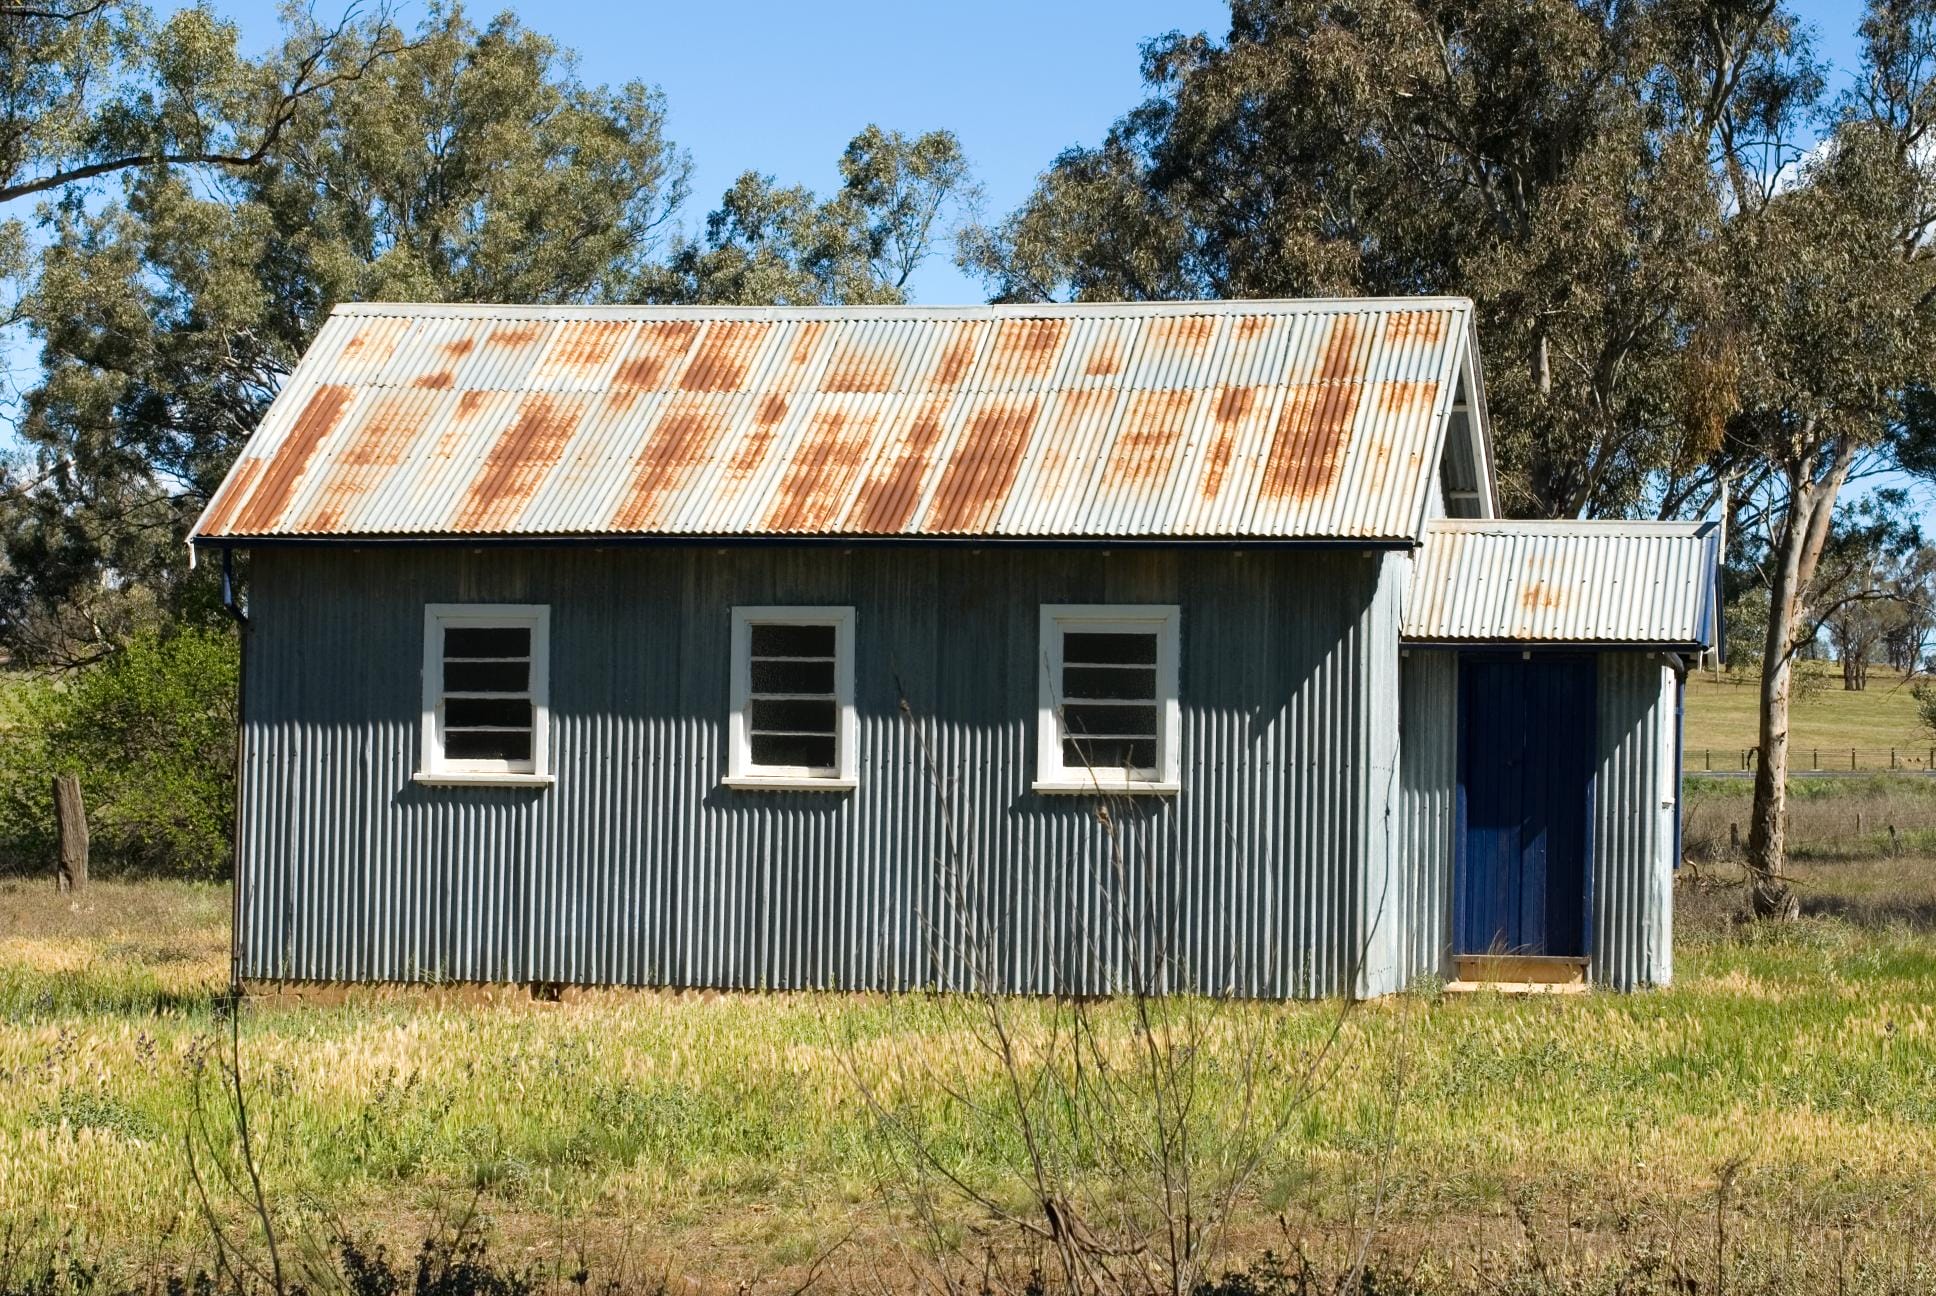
237;544;1398;998
1392;649;1677;991
1397;650;1457;984
1592;652;1676;989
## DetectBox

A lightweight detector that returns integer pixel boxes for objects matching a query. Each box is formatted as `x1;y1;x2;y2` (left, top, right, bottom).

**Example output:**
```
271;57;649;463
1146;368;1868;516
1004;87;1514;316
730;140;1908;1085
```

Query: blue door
1456;655;1596;957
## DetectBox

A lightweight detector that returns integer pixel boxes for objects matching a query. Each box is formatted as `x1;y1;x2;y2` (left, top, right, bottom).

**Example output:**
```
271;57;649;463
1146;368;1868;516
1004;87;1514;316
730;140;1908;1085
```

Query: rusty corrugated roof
1402;520;1720;647
192;298;1477;544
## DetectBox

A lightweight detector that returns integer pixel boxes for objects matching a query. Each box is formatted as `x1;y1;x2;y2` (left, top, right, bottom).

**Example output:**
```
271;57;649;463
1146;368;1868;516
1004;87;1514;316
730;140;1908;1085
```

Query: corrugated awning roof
191;298;1476;545
1402;519;1720;648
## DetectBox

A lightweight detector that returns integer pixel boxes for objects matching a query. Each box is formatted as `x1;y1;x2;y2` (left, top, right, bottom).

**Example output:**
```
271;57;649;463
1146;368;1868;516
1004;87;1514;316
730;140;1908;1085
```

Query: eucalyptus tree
971;0;1936;917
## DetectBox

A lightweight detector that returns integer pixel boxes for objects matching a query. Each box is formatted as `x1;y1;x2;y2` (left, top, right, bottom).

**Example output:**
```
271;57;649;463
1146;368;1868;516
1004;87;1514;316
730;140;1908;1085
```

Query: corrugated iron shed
191;298;1477;545
1402;519;1720;648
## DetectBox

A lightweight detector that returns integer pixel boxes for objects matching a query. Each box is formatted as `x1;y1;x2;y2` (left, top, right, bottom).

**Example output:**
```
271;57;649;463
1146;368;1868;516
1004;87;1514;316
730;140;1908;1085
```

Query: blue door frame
1455;654;1597;958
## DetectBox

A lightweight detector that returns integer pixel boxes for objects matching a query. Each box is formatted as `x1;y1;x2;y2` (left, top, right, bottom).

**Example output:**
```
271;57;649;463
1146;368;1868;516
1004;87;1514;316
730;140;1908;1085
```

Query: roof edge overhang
191;532;1420;552
1400;637;1708;653
323;295;1479;323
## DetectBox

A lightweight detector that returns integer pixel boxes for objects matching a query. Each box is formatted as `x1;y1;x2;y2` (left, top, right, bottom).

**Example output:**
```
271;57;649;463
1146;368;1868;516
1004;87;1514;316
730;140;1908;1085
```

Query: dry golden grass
2;873;1934;1290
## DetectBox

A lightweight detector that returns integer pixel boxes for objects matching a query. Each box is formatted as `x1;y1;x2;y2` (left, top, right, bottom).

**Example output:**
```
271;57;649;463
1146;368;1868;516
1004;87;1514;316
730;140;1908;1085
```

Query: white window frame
416;603;553;787
726;606;858;791
1035;604;1181;795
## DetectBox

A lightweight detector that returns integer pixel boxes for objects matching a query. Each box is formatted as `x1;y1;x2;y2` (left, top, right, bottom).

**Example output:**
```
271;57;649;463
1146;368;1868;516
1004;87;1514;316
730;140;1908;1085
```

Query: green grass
3;874;1936;1290
1684;663;1929;763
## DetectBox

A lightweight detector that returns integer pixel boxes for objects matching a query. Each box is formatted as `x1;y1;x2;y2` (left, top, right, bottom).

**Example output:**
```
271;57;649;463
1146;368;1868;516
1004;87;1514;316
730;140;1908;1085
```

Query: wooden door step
1445;954;1589;995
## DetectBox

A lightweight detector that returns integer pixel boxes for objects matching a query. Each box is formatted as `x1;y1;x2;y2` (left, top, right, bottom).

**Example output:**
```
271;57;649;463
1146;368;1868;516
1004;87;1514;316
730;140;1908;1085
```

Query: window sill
1032;779;1180;797
412;771;555;788
721;775;857;792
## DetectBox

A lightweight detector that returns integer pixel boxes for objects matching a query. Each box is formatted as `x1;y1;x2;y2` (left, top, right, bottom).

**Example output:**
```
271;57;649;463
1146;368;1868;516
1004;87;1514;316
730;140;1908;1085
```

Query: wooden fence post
52;774;87;892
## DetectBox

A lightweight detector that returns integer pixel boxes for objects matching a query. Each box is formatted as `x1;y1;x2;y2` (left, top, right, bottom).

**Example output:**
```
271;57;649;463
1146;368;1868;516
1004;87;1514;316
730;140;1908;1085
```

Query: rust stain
983;319;1069;386
608;396;726;530
788;321;826;368
679;321;768;391
452;393;587;531
1082;331;1124;377
441;337;476;359
1259;316;1365;501
615;321;702;391
1236;315;1270;342
298;392;434;532
712;394;792;500
1519;580;1564;611
1199;387;1261;502
197;457;264;536
845;397;949;533
1149;313;1215;361
762;404;881;531
231;385;356;533
928;322;983;388
458;390;490;418
823;338;896;393
1025;387;1116;508
538;320;634;382
1378;380;1436;415
1383;310;1448;347
487;323;543;350
1106;390;1194;488
923;396;1040;532
413;370;454;390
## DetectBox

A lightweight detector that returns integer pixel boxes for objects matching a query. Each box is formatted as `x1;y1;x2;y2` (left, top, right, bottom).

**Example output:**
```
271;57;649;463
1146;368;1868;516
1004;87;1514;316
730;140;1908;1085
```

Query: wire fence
1688;746;1936;773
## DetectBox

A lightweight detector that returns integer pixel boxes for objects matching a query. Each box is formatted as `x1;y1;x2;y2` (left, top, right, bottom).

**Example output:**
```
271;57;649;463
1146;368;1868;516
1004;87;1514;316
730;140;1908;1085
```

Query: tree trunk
53;774;87;893
1747;588;1800;920
1747;441;1853;921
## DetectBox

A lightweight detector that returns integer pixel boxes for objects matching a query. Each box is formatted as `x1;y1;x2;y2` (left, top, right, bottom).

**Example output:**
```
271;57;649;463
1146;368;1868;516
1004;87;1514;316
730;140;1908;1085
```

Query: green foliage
0;628;238;878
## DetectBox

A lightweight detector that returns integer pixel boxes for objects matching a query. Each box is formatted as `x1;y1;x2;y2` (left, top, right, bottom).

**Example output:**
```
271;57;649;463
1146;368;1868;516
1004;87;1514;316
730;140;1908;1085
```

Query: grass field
5;843;1936;1293
1683;663;1929;764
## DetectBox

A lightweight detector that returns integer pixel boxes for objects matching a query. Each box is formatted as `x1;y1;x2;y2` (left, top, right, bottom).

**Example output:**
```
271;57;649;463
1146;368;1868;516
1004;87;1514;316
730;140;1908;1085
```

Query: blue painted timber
1455;655;1596;957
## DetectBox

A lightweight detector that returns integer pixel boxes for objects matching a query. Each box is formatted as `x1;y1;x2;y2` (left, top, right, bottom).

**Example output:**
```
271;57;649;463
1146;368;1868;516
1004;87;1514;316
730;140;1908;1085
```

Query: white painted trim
728;606;858;789
419;603;551;782
1032;780;1180;797
721;776;859;792
1036;604;1181;792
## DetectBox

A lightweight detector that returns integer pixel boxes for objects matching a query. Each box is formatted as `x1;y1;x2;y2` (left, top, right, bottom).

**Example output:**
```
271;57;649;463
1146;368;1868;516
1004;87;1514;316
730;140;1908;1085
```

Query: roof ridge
327;296;1477;321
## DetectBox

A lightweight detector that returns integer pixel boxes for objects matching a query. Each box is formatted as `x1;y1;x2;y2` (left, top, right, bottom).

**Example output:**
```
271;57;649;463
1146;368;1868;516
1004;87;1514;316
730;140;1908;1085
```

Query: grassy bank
1683;664;1927;761
3;871;1936;1292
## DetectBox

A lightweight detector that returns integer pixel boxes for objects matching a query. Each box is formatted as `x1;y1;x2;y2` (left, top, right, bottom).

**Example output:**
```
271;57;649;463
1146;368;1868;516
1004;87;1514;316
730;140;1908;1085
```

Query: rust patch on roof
1519;580;1564;611
1259;315;1364;500
1025;387;1117;507
983;319;1068;386
1378;380;1437;415
823;337;896;393
538;319;633;383
1237;315;1270;342
844;397;950;533
457;390;489;418
452;393;587;531
607;396;725;530
923;396;1040;532
680;321;768;392
197;456;264;537
298;392;434;532
336;324;401;372
1200;388;1260;501
413;371;454;390
928;322;983;388
1108;390;1194;486
441;337;476;359
762;404;881;531
231;385;356;533
487;323;543;350
614;321;701;392
1147;313;1216;365
1082;330;1125;377
1384;310;1448;346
